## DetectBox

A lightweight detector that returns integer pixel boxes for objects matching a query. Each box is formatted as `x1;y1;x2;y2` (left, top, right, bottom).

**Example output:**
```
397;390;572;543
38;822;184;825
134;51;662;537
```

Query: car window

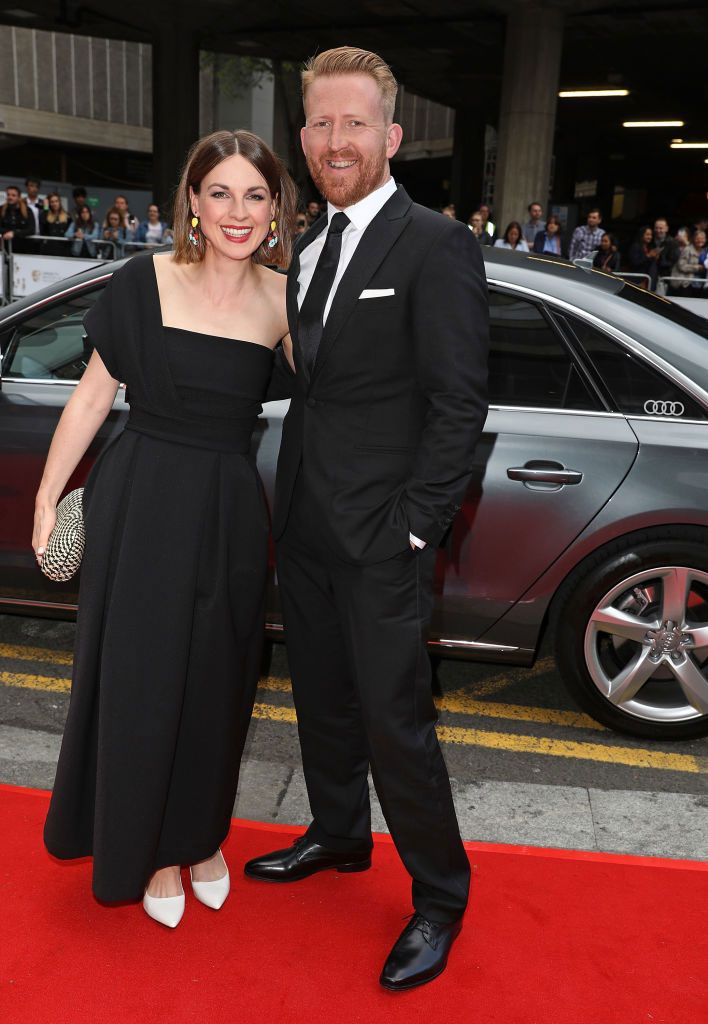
2;286;103;382
563;313;707;420
488;290;603;411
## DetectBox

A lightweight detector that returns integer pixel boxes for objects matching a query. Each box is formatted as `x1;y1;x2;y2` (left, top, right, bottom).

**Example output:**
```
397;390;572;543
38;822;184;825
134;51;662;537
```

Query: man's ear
386;123;403;160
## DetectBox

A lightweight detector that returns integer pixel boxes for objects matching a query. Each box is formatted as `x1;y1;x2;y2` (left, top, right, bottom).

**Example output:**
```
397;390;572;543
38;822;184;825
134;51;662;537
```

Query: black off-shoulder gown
44;254;273;902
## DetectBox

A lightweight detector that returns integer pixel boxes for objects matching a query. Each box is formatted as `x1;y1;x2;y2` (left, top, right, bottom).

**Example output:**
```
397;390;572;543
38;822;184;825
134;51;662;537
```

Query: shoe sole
243;859;371;883
379;963;447;992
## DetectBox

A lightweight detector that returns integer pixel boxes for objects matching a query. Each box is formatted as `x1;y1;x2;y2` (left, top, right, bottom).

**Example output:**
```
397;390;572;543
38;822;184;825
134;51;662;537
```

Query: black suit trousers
276;472;470;923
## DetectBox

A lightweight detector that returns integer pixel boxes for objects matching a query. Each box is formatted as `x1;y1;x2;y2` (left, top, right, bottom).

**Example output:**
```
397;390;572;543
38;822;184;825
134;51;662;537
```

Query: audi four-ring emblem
643;400;684;417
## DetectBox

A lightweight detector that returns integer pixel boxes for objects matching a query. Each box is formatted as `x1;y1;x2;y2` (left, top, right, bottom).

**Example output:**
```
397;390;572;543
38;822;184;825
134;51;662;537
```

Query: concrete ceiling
1;1;706;151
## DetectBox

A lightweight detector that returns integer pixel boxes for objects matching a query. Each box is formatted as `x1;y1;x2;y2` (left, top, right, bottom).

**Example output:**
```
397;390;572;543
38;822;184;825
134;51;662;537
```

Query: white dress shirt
297;176;398;321
296;176;425;550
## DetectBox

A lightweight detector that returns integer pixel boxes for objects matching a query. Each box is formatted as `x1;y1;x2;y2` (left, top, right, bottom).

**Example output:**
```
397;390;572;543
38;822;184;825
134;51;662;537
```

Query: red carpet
1;784;707;1024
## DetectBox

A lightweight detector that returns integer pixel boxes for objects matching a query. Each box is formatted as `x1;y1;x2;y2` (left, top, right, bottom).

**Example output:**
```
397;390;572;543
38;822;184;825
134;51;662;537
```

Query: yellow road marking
0;645;554;697
438;691;604;731
436;724;701;773
0;670;699;773
0;643;73;666
258;674;603;731
253;702;297;724
0;669;70;692
253;703;699;773
260;676;292;693
1;660;701;774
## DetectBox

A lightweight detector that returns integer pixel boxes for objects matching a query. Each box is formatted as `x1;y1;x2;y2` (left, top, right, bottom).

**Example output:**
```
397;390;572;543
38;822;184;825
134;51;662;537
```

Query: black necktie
298;212;350;372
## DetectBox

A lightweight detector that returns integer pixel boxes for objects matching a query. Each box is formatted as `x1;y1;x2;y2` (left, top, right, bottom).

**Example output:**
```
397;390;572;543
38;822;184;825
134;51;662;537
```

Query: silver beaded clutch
41;488;85;582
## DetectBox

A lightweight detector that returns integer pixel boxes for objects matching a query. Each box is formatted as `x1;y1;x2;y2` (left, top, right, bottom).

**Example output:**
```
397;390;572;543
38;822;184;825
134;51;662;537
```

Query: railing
0;237;11;306
614;272;653;289
0;235;173;304
658;275;708;291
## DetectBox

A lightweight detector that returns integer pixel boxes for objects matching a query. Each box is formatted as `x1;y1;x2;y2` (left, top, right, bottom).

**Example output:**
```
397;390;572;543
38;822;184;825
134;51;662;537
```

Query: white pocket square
359;288;395;299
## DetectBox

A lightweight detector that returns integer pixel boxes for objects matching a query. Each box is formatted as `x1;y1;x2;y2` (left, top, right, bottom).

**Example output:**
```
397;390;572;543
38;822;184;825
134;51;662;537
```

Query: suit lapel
311;186;412;380
286;217;328;383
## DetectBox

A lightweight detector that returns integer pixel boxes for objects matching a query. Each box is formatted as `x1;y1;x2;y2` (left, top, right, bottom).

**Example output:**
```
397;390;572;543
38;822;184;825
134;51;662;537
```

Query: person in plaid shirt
568;208;604;261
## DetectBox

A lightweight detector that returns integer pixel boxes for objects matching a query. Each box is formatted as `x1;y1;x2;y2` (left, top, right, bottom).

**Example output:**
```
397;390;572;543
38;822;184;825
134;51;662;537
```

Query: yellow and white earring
266;220;278;249
189;215;200;247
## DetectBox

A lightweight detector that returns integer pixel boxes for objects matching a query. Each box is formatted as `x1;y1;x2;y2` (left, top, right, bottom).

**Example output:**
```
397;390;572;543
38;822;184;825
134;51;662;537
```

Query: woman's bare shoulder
257;264;288;292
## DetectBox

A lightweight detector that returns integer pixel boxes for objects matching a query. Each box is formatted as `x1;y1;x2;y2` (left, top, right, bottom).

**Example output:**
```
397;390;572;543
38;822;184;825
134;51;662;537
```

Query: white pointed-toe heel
143;881;185;929
190;849;230;910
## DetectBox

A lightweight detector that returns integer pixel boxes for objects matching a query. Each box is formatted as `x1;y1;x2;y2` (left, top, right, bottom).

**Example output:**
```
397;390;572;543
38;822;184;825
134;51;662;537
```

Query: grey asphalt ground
1;613;707;860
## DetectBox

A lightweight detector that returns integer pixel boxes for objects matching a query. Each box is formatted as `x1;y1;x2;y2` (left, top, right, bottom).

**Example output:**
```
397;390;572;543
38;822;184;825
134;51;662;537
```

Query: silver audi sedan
1;247;708;741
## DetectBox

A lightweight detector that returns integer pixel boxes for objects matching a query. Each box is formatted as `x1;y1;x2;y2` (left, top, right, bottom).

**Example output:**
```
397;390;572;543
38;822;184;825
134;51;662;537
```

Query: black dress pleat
43;254;273;902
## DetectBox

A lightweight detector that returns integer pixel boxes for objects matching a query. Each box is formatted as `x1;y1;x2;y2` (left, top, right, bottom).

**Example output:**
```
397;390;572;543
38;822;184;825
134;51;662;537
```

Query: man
246;46;489;991
71;186;88;220
653;217;679;285
0;185;33;253
568;207;604;262
305;198;322;226
24;177;45;235
522;201;545;246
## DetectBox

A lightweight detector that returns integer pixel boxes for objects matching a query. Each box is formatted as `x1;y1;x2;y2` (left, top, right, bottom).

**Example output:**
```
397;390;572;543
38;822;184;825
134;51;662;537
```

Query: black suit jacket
270;185;489;564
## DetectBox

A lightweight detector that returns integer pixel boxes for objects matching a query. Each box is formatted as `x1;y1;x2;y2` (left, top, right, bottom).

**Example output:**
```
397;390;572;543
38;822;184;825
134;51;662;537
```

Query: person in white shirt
245;45;489;994
494;220;530;252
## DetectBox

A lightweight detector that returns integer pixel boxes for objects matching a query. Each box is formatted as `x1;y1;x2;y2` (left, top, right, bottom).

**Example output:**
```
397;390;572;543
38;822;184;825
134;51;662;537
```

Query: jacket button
306;398;317;408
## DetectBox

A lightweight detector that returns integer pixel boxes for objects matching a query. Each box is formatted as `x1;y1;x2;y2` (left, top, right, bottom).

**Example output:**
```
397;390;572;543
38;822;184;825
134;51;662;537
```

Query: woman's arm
33;350;120;561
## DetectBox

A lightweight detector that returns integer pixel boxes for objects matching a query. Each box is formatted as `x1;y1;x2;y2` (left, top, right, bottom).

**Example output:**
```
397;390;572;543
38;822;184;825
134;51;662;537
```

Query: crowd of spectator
3;177;707;299
452;198;708;295
0;178;173;260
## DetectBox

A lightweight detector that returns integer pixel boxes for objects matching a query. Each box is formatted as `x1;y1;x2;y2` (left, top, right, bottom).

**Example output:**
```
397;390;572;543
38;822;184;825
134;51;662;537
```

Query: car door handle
507;464;583;485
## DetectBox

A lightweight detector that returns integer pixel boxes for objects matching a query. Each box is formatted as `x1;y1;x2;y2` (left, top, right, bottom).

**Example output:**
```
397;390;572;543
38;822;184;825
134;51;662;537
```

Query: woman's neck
184;248;257;305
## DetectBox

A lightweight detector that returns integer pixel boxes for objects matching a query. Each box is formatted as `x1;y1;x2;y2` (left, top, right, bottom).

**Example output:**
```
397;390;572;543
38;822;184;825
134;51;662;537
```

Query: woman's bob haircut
172;129;297;268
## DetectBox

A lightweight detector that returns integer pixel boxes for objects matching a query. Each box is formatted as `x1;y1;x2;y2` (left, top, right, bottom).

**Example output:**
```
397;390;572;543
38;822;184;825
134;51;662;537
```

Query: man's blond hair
302;47;398;124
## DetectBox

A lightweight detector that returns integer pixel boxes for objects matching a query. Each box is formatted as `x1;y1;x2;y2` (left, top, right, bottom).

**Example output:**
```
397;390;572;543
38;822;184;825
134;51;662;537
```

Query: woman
467;211;493;245
672;227;707;294
533;213;563;255
135;203;171;247
65;205;101;258
101;206;133;259
594;232;622;275
494;221;529;252
39;192;70;254
34;130;296;927
626;225;658;288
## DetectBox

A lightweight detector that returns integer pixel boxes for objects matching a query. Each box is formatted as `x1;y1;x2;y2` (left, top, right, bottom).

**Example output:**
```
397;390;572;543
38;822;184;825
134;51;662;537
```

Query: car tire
552;528;708;740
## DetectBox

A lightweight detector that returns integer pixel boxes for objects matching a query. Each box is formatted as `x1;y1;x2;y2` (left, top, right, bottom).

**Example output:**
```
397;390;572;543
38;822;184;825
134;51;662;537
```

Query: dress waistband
125;408;252;454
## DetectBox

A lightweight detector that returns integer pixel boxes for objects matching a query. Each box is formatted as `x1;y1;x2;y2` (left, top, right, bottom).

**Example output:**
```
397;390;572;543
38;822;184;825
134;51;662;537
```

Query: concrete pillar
450;108;485;223
152;9;200;213
494;5;564;233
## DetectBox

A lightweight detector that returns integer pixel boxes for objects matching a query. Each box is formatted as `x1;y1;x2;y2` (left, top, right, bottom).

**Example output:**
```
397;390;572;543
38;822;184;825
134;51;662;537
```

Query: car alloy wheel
584;566;708;725
552;531;708;738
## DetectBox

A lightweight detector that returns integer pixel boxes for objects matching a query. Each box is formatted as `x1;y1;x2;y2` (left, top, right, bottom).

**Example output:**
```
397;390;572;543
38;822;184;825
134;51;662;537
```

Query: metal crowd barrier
614;272;653;289
123;239;174;253
28;234;119;259
0;236;112;303
658;275;708;291
0;237;11;306
0;232;175;304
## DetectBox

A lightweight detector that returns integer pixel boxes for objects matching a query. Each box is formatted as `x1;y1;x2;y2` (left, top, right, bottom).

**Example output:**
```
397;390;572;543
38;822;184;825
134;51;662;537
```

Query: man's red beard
307;144;388;208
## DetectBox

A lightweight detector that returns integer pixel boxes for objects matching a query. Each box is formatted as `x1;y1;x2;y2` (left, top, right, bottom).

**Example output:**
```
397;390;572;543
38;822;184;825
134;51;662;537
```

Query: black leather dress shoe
243;835;372;882
379;914;463;991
